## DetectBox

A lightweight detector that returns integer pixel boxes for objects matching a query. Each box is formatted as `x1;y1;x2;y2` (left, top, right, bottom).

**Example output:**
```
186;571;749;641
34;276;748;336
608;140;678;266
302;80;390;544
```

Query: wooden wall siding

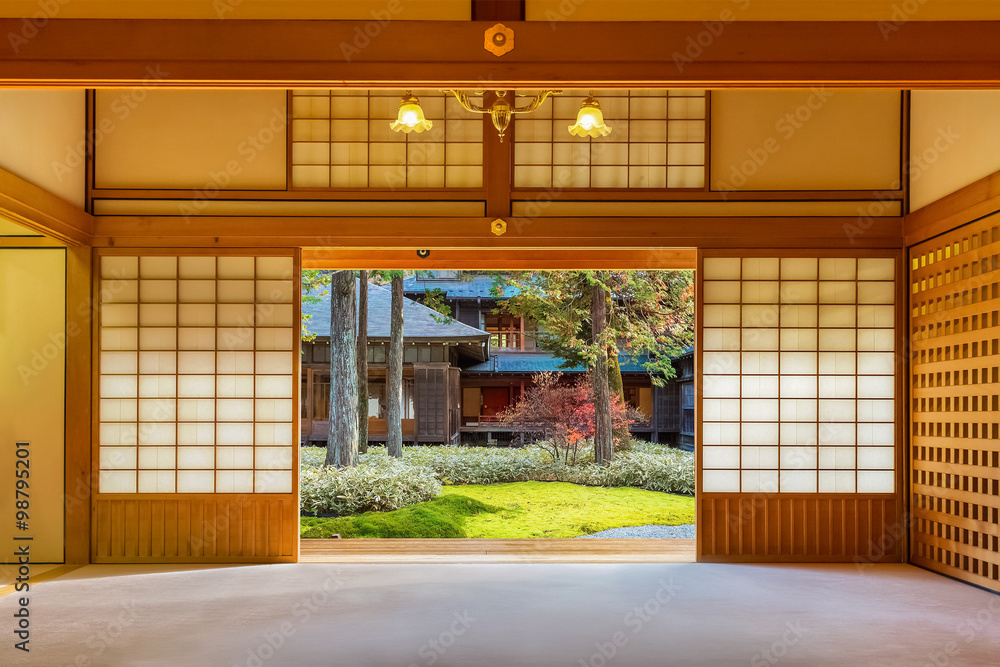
698;495;902;562
93;496;296;563
909;214;1000;593
415;366;448;441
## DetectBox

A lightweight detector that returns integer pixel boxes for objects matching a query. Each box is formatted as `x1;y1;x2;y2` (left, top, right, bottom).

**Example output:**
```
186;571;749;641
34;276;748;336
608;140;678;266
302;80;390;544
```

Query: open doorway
298;268;696;556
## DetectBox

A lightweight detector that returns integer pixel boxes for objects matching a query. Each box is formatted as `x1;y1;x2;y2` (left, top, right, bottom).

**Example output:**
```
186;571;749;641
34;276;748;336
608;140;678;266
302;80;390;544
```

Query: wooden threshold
299;538;696;563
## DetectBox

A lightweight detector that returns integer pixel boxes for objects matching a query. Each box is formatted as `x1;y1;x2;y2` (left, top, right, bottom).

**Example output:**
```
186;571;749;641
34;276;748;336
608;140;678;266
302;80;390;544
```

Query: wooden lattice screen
909;213;1000;592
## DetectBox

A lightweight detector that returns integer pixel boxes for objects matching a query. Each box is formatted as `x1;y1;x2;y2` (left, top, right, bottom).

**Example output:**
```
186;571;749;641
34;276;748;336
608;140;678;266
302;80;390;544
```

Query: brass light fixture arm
510;90;561;114
443;89;492;114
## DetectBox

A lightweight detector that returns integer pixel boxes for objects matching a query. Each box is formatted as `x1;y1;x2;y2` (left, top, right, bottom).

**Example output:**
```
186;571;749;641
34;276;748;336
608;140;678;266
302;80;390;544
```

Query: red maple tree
499;372;643;464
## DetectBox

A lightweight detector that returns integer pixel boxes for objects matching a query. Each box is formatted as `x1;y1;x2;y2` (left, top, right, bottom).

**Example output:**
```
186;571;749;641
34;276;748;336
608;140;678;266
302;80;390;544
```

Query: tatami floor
2;560;999;666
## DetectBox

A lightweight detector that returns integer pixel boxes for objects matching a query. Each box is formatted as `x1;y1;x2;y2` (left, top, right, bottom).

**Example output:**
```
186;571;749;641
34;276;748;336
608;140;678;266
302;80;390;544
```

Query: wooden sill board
299;538;695;563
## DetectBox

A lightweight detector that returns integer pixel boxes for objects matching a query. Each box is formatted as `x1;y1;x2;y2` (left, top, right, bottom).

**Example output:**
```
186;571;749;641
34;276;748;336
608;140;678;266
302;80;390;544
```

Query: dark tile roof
464;351;653;374
402;273;520;299
303;279;491;343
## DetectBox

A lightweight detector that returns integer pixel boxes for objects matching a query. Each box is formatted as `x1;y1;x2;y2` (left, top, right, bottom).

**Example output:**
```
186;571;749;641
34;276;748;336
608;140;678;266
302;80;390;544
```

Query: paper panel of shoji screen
291;90;483;188
98;254;295;494
514;90;706;189
701;256;896;494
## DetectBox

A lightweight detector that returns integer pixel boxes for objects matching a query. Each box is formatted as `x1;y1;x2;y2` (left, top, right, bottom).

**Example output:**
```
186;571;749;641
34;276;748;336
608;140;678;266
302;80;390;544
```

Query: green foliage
300;455;441;515
492;270;694;384
421;287;454;324
300;494;498;538
300;269;332;342
300;441;695;514
300;481;696;539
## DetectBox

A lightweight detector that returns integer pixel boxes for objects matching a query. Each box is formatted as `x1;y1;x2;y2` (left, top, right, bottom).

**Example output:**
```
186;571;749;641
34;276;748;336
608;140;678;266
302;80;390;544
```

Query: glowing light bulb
390;92;433;134
568;94;612;138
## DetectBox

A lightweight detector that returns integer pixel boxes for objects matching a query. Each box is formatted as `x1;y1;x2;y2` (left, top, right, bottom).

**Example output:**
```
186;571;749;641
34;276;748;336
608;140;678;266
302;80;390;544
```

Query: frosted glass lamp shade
389;92;433;133
568;95;612;138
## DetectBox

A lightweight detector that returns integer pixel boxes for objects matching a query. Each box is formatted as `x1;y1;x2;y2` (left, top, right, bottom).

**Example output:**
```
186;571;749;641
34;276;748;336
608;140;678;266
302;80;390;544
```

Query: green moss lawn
300;481;695;539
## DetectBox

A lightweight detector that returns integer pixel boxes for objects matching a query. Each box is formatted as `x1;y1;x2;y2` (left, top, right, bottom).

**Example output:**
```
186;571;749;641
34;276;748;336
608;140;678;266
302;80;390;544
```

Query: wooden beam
92;215;902;249
2;20;999;88
0;168;94;245
303;247;698;269
65;247;92;564
904;169;1000;246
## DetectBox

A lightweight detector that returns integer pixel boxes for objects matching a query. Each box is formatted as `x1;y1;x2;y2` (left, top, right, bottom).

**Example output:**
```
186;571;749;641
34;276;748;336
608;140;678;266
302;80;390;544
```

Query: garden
299;441;696;539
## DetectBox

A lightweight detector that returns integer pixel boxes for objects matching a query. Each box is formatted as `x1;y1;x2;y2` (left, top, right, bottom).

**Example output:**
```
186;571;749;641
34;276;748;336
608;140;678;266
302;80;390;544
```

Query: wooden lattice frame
909;213;1000;592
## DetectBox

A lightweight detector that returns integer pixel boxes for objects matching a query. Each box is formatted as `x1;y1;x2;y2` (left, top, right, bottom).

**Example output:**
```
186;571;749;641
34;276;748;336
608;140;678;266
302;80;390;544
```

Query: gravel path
577;524;696;539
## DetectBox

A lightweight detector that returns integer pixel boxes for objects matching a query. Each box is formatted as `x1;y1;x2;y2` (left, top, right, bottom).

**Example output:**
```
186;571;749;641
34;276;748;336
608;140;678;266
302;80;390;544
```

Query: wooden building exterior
0;1;998;592
301;280;490;445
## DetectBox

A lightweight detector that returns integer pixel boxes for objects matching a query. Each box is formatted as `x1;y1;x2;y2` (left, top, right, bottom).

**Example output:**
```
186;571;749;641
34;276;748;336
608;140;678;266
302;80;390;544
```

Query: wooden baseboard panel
299;538;696;563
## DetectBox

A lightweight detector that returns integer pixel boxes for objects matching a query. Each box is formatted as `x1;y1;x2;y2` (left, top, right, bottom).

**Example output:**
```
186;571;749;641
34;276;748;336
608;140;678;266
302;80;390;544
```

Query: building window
485;314;524;350
367;345;386;363
367;380;415;419
290;90;484;189
513;90;707;189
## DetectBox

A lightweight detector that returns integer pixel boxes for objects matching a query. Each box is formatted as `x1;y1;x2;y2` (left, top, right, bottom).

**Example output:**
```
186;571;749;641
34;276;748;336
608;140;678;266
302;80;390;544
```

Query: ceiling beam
0;168;94;246
91;215;902;249
1;19;999;88
904;169;1000;246
303;247;697;270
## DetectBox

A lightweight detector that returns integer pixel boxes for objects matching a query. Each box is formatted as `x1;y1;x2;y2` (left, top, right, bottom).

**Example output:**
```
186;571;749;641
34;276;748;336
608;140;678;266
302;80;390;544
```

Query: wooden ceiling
1;19;999;89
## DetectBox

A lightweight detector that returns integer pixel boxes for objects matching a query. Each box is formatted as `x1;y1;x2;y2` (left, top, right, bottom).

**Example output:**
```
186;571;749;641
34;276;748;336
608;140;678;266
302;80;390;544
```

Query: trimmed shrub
300;456;440;515
300;441;694;515
555;443;695;496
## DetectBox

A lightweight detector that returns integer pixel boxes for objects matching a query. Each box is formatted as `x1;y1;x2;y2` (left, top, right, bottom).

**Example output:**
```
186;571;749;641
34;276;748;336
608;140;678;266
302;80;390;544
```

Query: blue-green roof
403;273;520;299
465;352;652;374
303;280;490;360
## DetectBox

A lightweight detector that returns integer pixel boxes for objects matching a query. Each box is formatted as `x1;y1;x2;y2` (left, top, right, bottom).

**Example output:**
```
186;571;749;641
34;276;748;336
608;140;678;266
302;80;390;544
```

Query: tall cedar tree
386;272;405;458
591;280;613;464
356;271;369;453
325;270;358;468
494;270;694;463
494;270;694;385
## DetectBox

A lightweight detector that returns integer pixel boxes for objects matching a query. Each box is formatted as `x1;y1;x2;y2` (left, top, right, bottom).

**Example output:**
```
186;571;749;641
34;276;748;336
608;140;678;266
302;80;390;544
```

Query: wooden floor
299;538;696;563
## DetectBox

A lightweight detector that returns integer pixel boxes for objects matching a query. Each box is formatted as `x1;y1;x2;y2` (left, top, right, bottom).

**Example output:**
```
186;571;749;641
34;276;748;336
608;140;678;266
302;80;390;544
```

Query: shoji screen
290;90;483;188
910;216;1000;593
698;251;904;562
94;250;299;563
514;90;706;189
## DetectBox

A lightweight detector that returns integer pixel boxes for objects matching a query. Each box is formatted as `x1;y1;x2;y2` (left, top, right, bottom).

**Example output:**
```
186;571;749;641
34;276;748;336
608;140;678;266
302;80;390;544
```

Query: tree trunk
387;273;404;458
356;271;369;454
592;281;613;465
325;270;358;468
608;351;631;445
